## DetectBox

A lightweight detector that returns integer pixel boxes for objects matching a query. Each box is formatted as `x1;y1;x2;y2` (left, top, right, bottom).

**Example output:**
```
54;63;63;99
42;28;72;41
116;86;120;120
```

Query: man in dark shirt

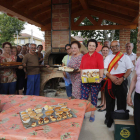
22;43;40;96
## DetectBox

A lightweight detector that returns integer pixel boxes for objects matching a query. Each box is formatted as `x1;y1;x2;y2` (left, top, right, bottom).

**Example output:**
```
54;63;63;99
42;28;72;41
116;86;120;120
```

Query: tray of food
19;103;77;129
81;69;100;83
50;64;62;68
58;66;75;72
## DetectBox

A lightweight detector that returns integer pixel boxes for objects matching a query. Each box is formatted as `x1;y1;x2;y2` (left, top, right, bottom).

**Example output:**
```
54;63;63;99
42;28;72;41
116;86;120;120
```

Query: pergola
0;0;140;57
0;0;138;30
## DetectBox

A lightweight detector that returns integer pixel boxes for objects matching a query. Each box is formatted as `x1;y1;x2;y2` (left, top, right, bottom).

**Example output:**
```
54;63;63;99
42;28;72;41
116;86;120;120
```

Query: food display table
0;95;96;140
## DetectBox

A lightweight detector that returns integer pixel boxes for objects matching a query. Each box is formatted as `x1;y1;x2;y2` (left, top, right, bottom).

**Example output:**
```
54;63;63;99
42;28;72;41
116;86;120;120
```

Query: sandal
98;108;106;112
89;115;95;122
96;105;103;108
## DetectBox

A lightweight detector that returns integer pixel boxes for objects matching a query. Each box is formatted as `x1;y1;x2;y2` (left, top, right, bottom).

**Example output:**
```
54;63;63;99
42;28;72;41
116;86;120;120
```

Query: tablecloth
0;95;96;140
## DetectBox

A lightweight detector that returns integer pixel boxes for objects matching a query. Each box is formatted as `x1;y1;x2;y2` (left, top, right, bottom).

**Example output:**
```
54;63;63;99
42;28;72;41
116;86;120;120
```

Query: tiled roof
16;33;44;41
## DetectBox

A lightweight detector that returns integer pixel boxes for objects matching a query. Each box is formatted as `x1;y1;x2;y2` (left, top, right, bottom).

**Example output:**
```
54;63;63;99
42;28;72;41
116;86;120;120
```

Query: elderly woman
127;58;140;140
97;46;109;112
36;45;43;65
0;42;17;94
11;46;18;58
68;41;83;99
80;39;104;122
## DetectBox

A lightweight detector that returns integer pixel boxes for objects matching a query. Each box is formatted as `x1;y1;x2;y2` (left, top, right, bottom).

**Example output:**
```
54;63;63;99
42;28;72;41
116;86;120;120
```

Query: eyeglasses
66;48;71;51
111;45;120;48
126;46;132;48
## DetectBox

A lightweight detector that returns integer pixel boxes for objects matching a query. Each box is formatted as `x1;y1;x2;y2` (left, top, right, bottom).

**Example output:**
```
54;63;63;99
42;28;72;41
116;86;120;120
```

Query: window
33;39;36;43
28;38;30;43
20;39;25;44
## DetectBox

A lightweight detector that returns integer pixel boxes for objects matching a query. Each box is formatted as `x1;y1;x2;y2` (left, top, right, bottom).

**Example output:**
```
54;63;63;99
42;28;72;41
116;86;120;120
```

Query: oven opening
48;53;67;65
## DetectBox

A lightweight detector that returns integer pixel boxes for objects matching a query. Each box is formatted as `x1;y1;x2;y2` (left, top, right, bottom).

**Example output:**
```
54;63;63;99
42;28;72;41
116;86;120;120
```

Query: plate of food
58;66;75;72
19;104;77;129
50;64;62;68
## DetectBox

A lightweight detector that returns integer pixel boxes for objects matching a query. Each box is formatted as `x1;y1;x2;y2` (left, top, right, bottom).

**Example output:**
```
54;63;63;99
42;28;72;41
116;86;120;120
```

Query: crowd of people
62;39;139;139
0;39;139;139
0;42;45;96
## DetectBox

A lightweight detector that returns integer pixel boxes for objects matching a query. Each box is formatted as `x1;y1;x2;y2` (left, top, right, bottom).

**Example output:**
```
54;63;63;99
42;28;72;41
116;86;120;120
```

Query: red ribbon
102;73;125;99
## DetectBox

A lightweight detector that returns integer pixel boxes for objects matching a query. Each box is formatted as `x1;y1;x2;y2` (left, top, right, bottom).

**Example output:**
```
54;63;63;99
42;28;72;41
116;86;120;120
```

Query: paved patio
79;100;134;140
54;84;134;140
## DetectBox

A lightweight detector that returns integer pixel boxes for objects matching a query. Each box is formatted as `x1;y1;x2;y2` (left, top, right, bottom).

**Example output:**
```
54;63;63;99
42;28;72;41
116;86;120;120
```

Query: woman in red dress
80;39;104;122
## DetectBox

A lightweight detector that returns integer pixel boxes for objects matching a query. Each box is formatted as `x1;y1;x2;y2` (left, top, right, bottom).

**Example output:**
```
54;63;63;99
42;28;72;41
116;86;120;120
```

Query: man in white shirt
99;40;112;55
104;41;133;127
124;43;136;87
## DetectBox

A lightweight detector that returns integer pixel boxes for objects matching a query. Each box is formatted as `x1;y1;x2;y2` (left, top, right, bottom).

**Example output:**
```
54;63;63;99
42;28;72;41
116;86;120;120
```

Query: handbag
111;109;129;120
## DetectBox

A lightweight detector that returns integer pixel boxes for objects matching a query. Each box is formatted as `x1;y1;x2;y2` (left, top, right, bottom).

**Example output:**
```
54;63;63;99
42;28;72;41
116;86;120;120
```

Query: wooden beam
79;0;88;9
72;6;83;16
89;5;135;21
41;23;137;31
36;13;51;21
126;0;139;3
71;24;137;30
89;0;137;18
32;6;51;18
92;0;138;11
41;23;51;31
12;0;25;7
13;0;33;9
132;14;139;24
17;0;46;11
27;0;50;11
72;4;82;11
96;18;103;26
41;18;51;24
86;15;97;25
75;14;86;26
71;10;132;25
0;2;43;27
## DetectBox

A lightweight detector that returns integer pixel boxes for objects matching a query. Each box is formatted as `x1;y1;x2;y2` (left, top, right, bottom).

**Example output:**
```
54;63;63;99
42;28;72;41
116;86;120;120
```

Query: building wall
14;38;43;46
119;29;130;53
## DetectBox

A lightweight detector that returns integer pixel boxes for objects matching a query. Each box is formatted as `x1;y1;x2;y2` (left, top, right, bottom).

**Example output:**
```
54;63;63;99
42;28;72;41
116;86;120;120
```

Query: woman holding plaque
80;39;104;122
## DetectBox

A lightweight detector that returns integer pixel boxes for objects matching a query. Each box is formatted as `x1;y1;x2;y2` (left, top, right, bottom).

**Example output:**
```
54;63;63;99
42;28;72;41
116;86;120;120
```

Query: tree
130;28;138;53
71;17;119;47
71;16;137;53
0;13;25;47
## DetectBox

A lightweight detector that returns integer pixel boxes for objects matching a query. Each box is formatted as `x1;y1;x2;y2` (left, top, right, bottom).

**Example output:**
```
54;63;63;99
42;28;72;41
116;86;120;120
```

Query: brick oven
40;0;71;95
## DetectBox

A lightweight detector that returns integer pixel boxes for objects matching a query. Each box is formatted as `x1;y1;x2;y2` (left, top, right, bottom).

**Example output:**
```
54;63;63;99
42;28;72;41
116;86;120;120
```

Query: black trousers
134;92;140;140
105;79;128;127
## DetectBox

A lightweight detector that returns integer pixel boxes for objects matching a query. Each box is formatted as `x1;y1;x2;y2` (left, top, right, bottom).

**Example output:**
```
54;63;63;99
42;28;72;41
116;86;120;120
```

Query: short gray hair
125;43;134;47
16;45;22;48
29;43;37;48
104;40;111;46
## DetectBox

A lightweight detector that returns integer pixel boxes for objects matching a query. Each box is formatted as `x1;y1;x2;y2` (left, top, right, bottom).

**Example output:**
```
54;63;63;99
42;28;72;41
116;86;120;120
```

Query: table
0;95;96;140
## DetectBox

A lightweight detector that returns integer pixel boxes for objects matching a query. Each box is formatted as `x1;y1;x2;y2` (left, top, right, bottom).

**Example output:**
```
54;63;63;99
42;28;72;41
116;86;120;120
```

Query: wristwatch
100;77;103;80
123;76;126;80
